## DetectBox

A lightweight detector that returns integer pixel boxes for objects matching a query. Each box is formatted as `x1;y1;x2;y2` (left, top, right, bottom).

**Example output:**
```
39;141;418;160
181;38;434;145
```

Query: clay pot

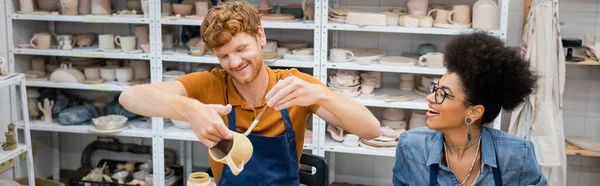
187;172;211;186
84;67;100;80
100;68;116;81
30;33;53;49
91;0;111;15
37;0;59;12
126;0;142;10
383;108;406;121
407;0;428;17
472;0;498;30
209;132;253;176
75;34;96;47
129;60;149;80
195;2;209;17
49;63;85;83
60;0;79;15
79;0;92;15
31;58;46;72
172;4;193;16
115;68;133;83
20;0;35;13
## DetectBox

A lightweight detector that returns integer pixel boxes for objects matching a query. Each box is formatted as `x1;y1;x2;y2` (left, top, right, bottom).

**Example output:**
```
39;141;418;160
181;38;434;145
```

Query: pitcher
56;35;76;50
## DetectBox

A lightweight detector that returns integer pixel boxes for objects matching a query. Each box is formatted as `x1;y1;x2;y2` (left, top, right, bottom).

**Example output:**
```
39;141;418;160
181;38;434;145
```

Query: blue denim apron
217;106;300;185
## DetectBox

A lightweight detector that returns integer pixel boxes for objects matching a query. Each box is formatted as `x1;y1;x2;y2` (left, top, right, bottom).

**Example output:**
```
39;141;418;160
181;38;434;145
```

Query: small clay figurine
37;98;54;123
3;124;16;151
302;0;314;20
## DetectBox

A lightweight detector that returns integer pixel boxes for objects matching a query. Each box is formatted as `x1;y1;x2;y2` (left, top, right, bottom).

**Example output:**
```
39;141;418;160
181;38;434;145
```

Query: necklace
445;135;481;150
444;136;481;186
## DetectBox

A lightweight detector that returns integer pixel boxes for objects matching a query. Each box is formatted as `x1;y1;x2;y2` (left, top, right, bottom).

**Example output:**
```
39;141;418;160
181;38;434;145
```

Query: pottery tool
244;106;269;136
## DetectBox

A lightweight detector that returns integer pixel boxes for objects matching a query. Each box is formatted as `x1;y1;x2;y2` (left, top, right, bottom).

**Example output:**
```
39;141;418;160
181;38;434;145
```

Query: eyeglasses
428;81;473;105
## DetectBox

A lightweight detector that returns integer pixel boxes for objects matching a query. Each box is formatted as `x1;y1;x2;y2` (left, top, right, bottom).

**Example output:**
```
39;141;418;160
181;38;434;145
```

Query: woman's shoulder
398;127;441;143
483;127;533;148
483;127;536;171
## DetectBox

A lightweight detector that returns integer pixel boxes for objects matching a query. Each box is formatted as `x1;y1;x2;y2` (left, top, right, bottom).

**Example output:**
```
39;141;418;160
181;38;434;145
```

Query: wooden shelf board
566;141;600;157
566;56;600;66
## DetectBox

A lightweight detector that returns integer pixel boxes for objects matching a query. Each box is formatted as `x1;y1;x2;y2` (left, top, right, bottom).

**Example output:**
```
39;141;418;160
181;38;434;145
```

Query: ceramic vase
4;124;16;151
37;0;59;12
56;35;76;50
187;172;211;186
129;60;149;80
91;0;111;15
19;0;35;13
472;0;498;30
135;25;149;49
141;0;149;18
407;0;428;17
60;0;79;15
79;0;92;15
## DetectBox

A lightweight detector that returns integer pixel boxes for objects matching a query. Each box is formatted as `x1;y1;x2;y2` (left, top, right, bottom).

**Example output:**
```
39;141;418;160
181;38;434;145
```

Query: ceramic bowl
100;68;116;81
116;68;134;83
170;119;191;129
84;68;101;80
172;4;193;15
383;108;406;121
92;115;128;130
279;40;310;50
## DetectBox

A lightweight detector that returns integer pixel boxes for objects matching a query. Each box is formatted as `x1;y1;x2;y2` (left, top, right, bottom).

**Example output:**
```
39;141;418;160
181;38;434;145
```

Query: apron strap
429;164;438;186
227;106;236;130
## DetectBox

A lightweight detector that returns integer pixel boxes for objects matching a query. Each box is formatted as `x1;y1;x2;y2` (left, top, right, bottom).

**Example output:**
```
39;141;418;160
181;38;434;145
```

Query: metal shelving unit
0;74;35;185
4;0;511;185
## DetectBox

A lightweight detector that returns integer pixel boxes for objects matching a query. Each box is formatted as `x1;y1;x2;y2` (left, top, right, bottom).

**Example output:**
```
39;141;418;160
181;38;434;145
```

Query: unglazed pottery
419;16;434;27
20;0;35;13
38;0;59;12
115;36;136;52
0;58;6;76
472;0;498;30
292;48;313;55
360;71;381;88
209;132;253;176
409;110;427;129
382;120;407;130
399;81;415;91
403;15;420;28
383;108;406;121
263;41;277;52
302;0;314;20
30;33;53;50
92;115;128;130
31;57;46;72
279;40;309;50
345;12;386;26
75;34;95;47
79;0;91;15
135;25;149;49
100;67;116;81
98;34;116;50
49;63;85;82
60;0;79;15
399;73;415;81
382;12;400;26
447;5;471;24
418;52;444;68
162;33;178;49
330;48;354;63
342;134;360;147
3;124;16;151
84;67;101;80
37;98;54;123
407;0;428;17
141;0;149;17
27;88;40;119
115;68;133;83
129;60;150;80
381;125;405;139
187;172;211;186
566;136;600;152
379;56;417;66
195;2;209;17
56;34;76;50
91;0;111;15
173;4;193;15
277;47;290;57
428;9;449;24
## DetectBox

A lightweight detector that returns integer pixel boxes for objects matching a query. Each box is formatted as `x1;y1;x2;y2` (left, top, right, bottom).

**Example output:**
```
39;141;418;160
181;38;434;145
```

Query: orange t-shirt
177;66;323;183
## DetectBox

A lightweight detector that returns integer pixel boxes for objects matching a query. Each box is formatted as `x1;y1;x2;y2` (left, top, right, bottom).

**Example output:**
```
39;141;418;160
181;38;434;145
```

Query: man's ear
256;26;267;46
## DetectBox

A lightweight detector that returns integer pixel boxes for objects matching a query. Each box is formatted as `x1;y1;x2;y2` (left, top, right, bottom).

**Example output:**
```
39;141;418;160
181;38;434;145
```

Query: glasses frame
428;81;473;105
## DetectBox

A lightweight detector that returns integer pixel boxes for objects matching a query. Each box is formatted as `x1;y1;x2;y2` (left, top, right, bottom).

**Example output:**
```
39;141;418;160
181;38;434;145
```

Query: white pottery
115;68;133;83
0;58;7;76
345;12;386;26
141;0;149;18
361;82;375;95
162;33;178;49
399;73;414;81
100;68;116;81
382;12;399;26
84;67;101;80
264;41;277;52
399;81;415;91
38;0;59;12
98;34;116;50
171;119;191;129
279;40;309;50
31;58;46;72
382;120;407;130
129;60;150;80
92;115;128;130
30;33;53;50
409;110;427;129
342;134;360;147
427;9;449;24
20;0;36;13
360;71;381;88
49;63;85;83
403;15;420;28
330;48;354;63
91;0;111;15
276;47;290;57
566;136;600;152
115;36;136;52
407;0;428;17
419;16;434;27
383;108;406;121
418;52;444;68
292;48;313;55
447;5;471;24
380;56;417;66
79;0;92;15
60;0;79;15
472;0;498;30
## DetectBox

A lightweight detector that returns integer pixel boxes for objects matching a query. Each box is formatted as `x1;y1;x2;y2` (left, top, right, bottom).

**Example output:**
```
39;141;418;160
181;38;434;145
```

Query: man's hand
265;75;325;110
186;103;234;148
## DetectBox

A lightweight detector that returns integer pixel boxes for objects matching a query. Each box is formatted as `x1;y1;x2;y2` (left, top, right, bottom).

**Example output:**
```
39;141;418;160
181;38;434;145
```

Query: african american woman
392;32;547;186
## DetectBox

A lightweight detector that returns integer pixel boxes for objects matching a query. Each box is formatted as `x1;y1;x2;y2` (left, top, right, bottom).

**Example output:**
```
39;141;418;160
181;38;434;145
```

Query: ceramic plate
380;56;417;66
433;23;472;29
88;124;130;134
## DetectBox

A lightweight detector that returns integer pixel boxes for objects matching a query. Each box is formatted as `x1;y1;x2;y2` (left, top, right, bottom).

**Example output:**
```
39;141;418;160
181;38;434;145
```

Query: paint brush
243;106;269;136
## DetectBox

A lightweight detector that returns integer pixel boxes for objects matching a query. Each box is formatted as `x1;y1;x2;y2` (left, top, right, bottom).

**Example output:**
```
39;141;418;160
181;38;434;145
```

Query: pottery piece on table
187;172;211;186
38;0;59;12
3;124;16;151
37;98;54;123
75;34;96;48
292;48;313;55
345;12;386;26
472;0;498;30
173;4;193;16
327;124;346;141
115;35;137;52
20;0;35;13
261;14;295;21
419;16;434;27
342;134;360;147
49;63;85;83
92;115;128;130
208;132;253;176
330;48;354;63
407;0;428;17
91;0;111;15
381;125;405;139
79;0;91;15
60;0;79;15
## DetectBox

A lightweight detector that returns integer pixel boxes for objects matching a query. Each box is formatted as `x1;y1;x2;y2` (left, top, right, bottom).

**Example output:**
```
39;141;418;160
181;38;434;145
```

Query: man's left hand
265;75;325;110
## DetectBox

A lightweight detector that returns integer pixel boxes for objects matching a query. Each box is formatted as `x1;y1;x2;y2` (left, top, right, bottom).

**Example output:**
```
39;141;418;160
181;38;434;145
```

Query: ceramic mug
100;68;116;81
115;68;133;83
84;67;101;80
162;33;178;49
55;34;76;50
30;33;53;50
98;34;115;50
418;52;444;68
330;49;354;63
447;5;471;24
427;9;450;24
209;132;253;176
20;0;35;13
115;36;136;52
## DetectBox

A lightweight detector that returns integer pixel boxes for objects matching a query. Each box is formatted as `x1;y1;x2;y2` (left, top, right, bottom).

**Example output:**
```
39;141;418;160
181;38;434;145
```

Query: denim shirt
393;127;547;186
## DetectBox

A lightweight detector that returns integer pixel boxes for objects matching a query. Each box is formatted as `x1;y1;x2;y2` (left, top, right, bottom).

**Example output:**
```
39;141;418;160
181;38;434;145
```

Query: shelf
13;48;151;60
566;56;600;66
347;87;429;110
26;80;130;91
161;54;315;68
22;120;153;138
566;141;600;158
327;22;501;36
327;61;446;75
0;74;24;89
10;14;151;24
160;18;315;29
0;144;28;164
323;135;394;157
163;126;313;149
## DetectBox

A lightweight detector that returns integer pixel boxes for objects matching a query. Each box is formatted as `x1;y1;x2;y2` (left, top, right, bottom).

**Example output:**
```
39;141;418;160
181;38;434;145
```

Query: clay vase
3;124;16;151
91;0;111;15
31;58;46;72
208;132;253;176
129;60;149;80
141;0;149;18
134;25;149;49
19;0;35;13
30;33;53;50
84;67;101;80
60;0;79;15
472;0;498;30
407;0;428;17
187;172;211;186
37;0;59;12
195;2;209;17
79;0;92;15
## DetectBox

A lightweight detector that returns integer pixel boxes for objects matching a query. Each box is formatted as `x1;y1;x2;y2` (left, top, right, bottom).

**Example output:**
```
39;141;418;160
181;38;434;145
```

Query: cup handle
345;51;355;60
447;11;456;24
225;157;245;175
173;38;179;47
71;37;77;47
30;35;39;49
418;55;427;66
115;36;121;46
427;9;438;17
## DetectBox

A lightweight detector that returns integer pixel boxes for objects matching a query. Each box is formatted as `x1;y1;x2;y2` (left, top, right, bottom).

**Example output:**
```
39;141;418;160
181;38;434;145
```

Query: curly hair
200;1;261;50
444;31;537;124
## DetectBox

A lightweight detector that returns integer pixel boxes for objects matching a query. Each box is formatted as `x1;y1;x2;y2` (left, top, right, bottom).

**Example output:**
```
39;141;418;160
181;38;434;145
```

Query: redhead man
119;1;380;185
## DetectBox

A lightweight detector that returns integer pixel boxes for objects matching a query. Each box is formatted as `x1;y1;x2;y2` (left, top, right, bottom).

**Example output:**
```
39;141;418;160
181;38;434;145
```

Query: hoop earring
465;117;473;141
